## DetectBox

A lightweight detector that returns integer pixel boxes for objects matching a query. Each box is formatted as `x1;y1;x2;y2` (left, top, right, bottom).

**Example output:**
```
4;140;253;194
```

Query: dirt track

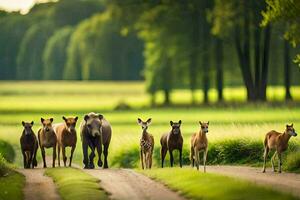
16;168;60;200
207;165;300;198
83;168;186;200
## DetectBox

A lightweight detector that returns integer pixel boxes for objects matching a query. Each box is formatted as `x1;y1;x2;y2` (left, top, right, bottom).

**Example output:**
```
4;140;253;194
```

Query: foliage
0;140;15;163
45;168;108;200
285;151;300;172
0;169;24;200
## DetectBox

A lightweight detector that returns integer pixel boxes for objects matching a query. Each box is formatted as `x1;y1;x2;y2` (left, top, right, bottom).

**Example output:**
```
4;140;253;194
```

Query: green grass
0;140;15;163
45;168;108;200
140;168;298;200
0;170;24;200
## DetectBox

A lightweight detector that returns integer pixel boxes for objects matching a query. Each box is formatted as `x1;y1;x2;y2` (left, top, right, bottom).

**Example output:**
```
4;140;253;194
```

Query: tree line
0;0;299;103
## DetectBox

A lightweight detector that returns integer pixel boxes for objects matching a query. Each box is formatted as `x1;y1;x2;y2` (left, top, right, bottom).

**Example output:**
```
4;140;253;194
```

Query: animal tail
264;134;269;147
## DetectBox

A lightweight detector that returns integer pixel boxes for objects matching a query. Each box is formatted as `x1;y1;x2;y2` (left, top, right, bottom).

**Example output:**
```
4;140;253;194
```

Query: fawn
138;118;154;169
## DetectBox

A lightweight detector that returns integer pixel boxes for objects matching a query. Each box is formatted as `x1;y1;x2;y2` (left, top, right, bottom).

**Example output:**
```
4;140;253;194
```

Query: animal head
199;121;209;134
41;118;54;133
286;124;297;137
137;118;152;131
170;120;182;135
63;116;78;132
22;121;34;135
84;113;103;137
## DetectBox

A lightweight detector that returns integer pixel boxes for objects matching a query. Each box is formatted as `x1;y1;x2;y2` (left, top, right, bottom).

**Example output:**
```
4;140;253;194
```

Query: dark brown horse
160;120;183;168
80;112;112;169
20;121;38;169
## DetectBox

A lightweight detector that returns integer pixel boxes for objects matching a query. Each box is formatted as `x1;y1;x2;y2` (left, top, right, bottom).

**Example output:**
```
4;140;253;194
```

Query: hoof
89;163;95;169
98;160;103;167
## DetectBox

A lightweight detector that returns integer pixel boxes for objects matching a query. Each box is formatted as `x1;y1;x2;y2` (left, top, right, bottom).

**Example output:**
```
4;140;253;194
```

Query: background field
0;81;300;169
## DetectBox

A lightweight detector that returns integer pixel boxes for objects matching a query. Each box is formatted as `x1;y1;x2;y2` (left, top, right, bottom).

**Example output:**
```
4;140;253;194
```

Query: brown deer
38;118;57;168
20;121;38;169
137;118;154;169
262;124;297;173
160;120;183;168
54;116;78;167
190;121;209;172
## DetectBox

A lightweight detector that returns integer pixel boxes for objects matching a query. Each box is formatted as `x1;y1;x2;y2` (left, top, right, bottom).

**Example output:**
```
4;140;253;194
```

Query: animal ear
207;121;209;125
41;118;45;123
75;116;78;122
62;116;67;121
98;114;103;120
291;123;294;127
31;121;34;126
146;118;152;125
170;121;173;126
50;118;54;123
179;120;182;124
137;118;142;125
199;121;202;125
22;121;25;126
84;115;89;122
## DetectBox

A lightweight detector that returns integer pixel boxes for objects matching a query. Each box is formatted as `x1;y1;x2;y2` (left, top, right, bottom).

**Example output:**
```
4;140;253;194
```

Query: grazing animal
54;116;78;167
80;112;112;169
160;120;183;168
262;124;298;173
138;118;154;169
38;118;57;168
190;121;209;172
20;121;38;169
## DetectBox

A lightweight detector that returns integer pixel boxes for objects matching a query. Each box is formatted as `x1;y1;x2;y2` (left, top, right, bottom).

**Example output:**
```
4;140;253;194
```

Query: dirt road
207;165;300;198
16;168;61;200
83;168;186;200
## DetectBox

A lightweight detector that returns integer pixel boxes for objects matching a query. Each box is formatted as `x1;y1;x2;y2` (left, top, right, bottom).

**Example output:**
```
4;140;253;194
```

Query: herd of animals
20;112;298;173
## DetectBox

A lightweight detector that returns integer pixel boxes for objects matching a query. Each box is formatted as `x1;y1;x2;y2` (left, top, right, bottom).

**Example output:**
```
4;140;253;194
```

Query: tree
43;27;74;80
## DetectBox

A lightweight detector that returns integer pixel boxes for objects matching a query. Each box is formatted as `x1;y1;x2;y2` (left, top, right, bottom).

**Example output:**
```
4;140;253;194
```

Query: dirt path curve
207;165;300;198
83;168;186;200
16;158;61;200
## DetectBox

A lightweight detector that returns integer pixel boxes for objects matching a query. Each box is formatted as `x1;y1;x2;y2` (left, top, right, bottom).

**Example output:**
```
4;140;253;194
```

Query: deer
20;121;38;169
190;121;209;172
38;118;57;168
137;118;154;169
262;124;297;173
160;120;183;168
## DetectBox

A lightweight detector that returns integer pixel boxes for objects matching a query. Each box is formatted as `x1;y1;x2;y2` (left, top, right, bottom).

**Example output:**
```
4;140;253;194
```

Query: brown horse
262;124;297;173
20;121;38;169
160;120;183;168
138;118;154;169
190;121;209;172
38;118;57;168
54;116;78;167
80;112;112;169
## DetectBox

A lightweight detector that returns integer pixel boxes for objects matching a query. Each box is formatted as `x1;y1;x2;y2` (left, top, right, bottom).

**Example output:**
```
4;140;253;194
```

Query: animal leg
89;148;96;169
82;141;89;169
33;144;38;167
25;151;30;168
69;145;75;167
96;140;103;168
41;147;47;168
57;145;61;167
52;144;57;168
62;146;67;167
271;151;277;172
278;152;282;173
262;146;269;173
149;150;153;169
203;148;208;173
190;147;195;168
28;151;33;169
169;150;174;167
22;150;26;169
161;147;167;168
194;149;200;170
140;150;144;169
103;144;109;169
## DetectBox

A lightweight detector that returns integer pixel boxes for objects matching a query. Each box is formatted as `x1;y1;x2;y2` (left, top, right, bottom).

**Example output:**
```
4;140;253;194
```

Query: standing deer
190;121;209;172
38;118;57;168
262;124;297;173
54;116;78;167
137;118;154;169
160;120;183;168
20;121;38;169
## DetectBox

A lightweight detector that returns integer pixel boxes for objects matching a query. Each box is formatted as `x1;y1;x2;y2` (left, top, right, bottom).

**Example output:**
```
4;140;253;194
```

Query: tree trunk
163;57;171;105
284;39;292;100
215;38;223;102
254;27;261;99
259;24;271;101
202;35;210;104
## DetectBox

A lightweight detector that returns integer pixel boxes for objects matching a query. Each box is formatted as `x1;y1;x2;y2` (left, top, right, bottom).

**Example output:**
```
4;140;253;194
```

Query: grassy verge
140;168;298;200
45;168;108;200
0;170;24;200
0;140;15;163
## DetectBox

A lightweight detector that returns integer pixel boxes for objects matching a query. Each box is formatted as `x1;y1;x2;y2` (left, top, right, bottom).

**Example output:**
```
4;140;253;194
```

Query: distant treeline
0;0;300;103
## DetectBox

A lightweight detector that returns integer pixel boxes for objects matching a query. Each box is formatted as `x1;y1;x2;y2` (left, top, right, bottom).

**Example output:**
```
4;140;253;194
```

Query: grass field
0;81;300;169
